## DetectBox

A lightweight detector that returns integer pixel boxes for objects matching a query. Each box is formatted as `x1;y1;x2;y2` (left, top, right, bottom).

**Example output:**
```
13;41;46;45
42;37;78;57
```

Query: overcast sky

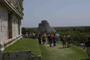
22;0;90;28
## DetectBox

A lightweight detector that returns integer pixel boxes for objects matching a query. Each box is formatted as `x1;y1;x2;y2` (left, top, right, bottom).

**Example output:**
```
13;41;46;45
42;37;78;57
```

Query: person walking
32;32;35;39
47;33;50;44
61;34;66;48
84;37;90;59
56;32;60;43
38;33;41;44
49;34;53;47
53;34;56;46
67;34;71;48
42;33;46;44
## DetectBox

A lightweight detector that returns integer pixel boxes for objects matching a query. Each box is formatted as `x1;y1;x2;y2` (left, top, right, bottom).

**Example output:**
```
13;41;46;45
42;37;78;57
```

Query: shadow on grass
81;59;90;60
58;47;64;49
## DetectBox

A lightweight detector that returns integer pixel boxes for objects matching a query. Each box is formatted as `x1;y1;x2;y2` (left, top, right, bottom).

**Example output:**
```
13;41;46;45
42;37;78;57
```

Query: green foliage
54;26;90;45
22;26;90;45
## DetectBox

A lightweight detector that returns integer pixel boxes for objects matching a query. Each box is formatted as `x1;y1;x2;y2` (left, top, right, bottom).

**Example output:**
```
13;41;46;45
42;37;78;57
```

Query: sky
22;0;90;28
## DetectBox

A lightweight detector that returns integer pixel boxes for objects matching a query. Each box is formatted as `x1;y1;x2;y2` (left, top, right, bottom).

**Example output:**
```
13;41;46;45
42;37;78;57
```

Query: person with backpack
38;33;41;44
84;38;90;59
49;34;53;47
61;34;66;48
55;32;60;43
67;34;71;48
47;33;50;44
42;33;46;44
53;34;56;46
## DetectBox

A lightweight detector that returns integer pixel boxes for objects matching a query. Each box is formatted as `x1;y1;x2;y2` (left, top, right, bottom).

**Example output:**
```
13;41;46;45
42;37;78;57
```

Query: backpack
43;35;45;38
69;36;71;40
50;36;53;39
53;36;56;39
61;38;62;41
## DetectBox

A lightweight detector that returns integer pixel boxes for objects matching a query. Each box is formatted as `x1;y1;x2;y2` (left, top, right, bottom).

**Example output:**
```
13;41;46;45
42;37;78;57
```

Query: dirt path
40;42;87;60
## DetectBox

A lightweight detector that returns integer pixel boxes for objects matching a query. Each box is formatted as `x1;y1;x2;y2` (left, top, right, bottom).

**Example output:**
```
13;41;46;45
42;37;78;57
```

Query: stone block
2;26;5;32
31;56;41;60
9;58;15;60
3;59;10;60
15;51;31;58
20;58;30;60
3;52;9;59
8;52;15;59
14;58;21;60
4;27;7;32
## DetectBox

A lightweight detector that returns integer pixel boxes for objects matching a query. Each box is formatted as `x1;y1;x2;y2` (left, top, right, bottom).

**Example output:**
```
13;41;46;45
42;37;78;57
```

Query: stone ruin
36;20;56;33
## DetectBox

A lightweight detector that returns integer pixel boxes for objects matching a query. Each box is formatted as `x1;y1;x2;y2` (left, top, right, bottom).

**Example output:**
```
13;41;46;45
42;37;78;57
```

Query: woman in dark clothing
38;33;41;44
42;34;46;44
53;34;56;46
84;38;90;59
49;34;53;47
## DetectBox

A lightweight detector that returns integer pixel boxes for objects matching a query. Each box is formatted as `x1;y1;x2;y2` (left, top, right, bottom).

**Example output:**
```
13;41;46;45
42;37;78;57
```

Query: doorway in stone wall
8;13;12;39
18;20;20;35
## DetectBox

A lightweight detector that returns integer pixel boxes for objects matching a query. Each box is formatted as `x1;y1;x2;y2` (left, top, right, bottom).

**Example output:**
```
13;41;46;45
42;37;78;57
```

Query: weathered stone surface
2;51;35;60
0;0;23;51
36;20;56;33
31;56;41;60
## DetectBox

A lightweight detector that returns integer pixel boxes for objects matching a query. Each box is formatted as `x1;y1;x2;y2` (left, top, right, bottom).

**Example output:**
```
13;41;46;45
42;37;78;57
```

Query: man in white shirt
55;32;60;43
25;32;28;38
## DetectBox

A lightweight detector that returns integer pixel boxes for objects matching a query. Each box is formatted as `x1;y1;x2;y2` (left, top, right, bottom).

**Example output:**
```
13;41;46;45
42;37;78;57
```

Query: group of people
23;32;90;59
38;32;71;48
24;32;36;39
38;32;90;59
38;32;60;47
61;34;71;48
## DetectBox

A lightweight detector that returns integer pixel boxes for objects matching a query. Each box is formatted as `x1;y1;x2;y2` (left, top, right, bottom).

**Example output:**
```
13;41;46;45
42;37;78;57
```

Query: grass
3;38;88;60
3;38;41;56
40;41;87;60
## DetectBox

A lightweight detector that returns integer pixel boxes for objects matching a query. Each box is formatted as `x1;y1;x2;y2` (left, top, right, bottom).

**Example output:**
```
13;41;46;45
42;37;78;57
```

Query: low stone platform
0;50;41;60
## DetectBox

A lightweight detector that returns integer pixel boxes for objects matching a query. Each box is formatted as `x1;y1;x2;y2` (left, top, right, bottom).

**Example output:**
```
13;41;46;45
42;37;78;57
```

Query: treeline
22;26;90;45
22;27;36;35
54;26;90;45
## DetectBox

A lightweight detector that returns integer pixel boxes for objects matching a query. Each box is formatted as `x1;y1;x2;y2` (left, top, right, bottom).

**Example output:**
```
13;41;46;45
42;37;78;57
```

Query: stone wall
0;4;22;51
0;4;8;43
0;50;41;60
12;14;19;38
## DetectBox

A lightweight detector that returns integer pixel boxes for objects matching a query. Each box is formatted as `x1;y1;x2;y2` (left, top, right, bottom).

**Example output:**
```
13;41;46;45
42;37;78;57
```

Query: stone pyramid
36;20;56;33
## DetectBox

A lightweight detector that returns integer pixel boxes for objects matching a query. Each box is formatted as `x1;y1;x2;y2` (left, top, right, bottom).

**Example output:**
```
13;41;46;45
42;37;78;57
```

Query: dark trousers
49;40;52;47
39;39;41;44
53;40;56;46
43;39;45;44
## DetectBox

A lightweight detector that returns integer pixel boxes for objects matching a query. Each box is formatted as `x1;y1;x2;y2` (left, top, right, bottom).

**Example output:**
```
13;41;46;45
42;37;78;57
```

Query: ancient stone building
0;0;24;51
36;20;56;33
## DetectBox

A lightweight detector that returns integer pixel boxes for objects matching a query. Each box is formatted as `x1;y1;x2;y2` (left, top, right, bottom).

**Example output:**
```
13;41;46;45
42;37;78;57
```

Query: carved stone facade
0;0;24;51
36;20;56;33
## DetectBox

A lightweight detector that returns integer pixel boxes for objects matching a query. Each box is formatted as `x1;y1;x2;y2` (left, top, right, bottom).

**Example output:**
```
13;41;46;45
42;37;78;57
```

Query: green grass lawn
3;38;88;60
40;42;87;60
3;38;41;56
